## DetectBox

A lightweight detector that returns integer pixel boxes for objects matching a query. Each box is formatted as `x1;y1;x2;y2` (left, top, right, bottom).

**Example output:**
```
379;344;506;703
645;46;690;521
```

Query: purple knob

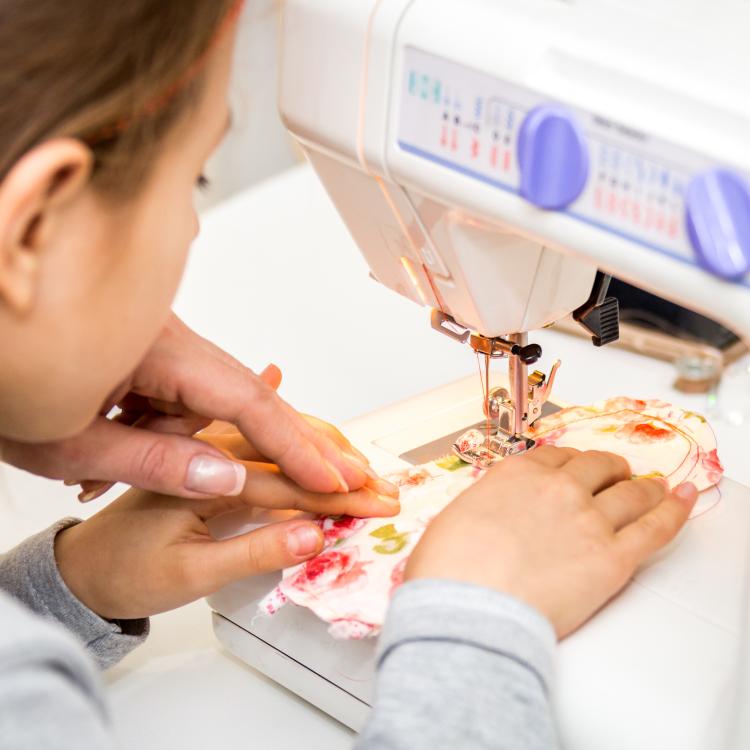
686;169;750;281
517;104;589;210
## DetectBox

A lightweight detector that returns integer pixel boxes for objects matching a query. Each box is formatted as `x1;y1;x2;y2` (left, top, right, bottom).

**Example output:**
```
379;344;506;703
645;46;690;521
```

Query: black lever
573;271;620;347
511;343;542;365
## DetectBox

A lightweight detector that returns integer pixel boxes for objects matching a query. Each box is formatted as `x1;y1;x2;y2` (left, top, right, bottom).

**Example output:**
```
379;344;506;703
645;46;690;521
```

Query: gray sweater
0;519;558;749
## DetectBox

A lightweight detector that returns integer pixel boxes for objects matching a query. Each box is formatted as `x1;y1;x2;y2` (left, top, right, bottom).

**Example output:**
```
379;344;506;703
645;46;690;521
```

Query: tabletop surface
1;164;748;749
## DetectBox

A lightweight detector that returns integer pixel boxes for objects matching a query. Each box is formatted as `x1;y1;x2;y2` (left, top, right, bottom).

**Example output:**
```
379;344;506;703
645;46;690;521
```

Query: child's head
0;1;239;441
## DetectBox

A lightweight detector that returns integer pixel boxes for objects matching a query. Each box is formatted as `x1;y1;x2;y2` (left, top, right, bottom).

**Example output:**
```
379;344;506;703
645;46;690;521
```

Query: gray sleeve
0;590;116;750
356;579;560;750
0;518;148;670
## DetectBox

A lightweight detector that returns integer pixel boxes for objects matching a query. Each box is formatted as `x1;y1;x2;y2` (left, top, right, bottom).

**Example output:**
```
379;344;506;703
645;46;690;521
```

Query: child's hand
405;446;698;638
54;463;399;621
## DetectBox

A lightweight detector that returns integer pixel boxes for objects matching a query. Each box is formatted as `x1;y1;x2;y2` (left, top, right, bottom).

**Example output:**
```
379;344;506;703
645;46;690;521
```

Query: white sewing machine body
211;1;750;747
210;376;750;748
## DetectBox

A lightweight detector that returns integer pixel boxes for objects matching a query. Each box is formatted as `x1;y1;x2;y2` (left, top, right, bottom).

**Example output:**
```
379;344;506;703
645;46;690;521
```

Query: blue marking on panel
397;140;750;290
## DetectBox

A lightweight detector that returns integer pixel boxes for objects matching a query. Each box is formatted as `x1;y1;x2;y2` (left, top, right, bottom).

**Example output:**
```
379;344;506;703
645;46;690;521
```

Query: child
0;2;697;748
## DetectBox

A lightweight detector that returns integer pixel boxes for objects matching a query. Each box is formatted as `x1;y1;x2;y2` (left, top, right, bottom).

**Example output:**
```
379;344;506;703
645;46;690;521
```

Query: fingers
615;483;698;567
201;461;401;519
258;363;283;390
594;478;668;530
299;415;372;468
198;414;364;464
561;450;631;494
75;404;213;501
192;520;324;592
78;359;280;500
525;445;580;468
138;329;368;494
3;417;247;500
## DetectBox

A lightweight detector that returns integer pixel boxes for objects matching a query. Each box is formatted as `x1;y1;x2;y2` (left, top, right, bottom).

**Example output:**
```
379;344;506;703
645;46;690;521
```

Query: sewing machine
209;1;750;747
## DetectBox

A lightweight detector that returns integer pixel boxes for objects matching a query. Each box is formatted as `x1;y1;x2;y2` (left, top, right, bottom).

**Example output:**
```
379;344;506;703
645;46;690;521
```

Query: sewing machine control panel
397;47;750;284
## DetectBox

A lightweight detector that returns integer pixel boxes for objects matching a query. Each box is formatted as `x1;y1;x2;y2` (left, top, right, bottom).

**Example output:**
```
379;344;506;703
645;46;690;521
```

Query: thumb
198;520;324;589
3;416;247;500
258;363;283;390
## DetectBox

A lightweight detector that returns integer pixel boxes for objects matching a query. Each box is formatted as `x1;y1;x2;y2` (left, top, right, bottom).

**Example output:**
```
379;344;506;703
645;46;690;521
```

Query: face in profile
0;26;235;441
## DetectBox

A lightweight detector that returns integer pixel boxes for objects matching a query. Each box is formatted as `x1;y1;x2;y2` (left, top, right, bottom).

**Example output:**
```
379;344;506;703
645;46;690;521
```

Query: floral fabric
259;397;723;639
529;396;723;490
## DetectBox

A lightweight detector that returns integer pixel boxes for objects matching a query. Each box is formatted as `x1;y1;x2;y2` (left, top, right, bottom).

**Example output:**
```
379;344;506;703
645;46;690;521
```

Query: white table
1;164;748;748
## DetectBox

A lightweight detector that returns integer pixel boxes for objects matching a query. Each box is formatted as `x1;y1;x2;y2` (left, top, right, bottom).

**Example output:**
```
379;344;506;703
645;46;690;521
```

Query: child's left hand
54;461;399;621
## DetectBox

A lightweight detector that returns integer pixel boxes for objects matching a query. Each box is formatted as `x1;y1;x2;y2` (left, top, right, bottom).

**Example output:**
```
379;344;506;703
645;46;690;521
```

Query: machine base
209;375;750;748
212;612;370;730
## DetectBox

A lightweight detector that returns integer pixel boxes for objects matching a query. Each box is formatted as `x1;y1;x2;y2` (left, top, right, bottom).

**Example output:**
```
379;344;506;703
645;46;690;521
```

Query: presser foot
452;429;535;468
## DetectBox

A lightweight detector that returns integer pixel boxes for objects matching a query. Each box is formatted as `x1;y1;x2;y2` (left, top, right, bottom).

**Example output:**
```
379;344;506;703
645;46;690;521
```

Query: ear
0;138;93;314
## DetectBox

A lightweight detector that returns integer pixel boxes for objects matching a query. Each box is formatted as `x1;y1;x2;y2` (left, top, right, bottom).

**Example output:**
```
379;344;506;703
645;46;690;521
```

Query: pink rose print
698;448;724;485
387;467;433;488
454;428;485;455
616;421;675;444
532;427;566;447
286;549;370;595
328;619;376;640
259;585;287;615
316;515;367;546
389;558;408;595
608;397;648;412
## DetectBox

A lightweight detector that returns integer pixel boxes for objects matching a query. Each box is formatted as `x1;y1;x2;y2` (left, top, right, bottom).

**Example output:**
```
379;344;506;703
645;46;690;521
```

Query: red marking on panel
451;130;458;152
503;150;511;171
490;146;498;168
471;139;480;159
440;126;448;148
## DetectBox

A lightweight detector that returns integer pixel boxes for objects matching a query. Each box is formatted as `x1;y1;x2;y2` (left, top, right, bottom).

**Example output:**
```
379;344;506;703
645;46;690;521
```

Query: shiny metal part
526;359;561;424
454;333;562;468
453;432;534;468
469;334;514;358
488;434;535;457
432;317;562;467
469;333;543;364
508;332;528;437
431;309;471;344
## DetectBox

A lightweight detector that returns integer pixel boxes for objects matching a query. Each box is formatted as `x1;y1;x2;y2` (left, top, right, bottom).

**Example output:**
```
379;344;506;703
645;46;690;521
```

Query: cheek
99;198;198;375
133;201;197;311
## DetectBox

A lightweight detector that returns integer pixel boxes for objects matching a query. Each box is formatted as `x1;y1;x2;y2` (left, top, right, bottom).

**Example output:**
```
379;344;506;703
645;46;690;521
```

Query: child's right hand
405;446;698;638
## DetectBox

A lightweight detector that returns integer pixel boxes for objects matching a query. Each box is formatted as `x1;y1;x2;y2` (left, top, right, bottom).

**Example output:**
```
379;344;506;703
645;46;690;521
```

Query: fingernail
369;476;400;498
63;479;78;487
348;446;371;466
343;451;370;473
324;459;349;493
81;480;109;492
79;488;104;503
185;455;246;496
77;481;113;502
377;493;401;509
287;525;322;557
674;482;698;502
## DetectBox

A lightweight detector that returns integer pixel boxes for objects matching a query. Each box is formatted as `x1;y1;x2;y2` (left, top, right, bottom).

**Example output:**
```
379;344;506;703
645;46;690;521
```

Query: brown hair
0;0;239;194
